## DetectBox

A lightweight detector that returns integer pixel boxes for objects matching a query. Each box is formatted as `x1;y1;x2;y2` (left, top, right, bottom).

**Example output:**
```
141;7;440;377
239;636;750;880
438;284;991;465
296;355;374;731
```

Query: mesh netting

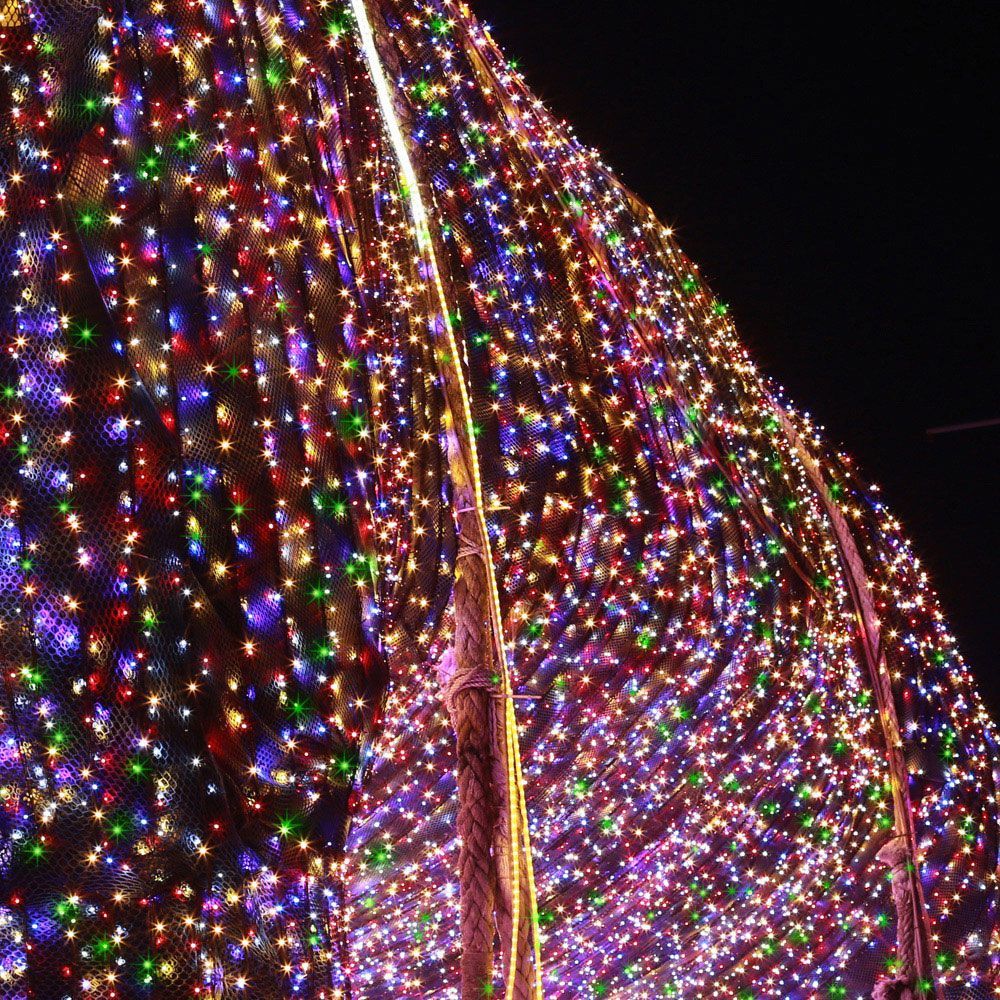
0;0;996;998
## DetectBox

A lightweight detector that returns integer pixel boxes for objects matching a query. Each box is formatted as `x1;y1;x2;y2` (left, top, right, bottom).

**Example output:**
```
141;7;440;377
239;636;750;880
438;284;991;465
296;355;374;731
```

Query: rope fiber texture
450;485;500;998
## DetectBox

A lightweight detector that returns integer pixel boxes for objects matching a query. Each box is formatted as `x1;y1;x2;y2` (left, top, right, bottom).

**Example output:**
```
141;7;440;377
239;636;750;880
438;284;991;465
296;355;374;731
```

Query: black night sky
475;1;1000;713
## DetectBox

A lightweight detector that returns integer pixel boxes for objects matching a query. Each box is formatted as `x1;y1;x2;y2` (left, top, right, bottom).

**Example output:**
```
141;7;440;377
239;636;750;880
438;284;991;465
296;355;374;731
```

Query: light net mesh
0;1;996;998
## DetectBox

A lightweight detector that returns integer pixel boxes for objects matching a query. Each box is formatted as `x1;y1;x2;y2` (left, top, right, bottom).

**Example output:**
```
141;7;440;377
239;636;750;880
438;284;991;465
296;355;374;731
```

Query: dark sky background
475;1;999;712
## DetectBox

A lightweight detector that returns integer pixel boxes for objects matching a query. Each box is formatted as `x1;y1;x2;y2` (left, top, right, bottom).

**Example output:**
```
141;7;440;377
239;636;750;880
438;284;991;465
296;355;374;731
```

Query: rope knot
436;647;494;718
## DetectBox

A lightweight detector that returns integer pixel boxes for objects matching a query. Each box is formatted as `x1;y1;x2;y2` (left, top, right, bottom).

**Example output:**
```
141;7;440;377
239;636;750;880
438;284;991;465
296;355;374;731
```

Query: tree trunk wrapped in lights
0;0;997;998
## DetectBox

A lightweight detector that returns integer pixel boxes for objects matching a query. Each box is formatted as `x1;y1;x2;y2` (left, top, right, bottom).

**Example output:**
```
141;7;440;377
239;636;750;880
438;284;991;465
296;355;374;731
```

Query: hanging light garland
0;0;996;998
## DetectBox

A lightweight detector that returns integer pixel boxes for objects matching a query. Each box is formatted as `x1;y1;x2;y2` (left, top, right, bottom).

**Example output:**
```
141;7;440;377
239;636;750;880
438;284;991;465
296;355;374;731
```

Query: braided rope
780;413;938;999
491;727;536;1000
874;836;918;997
443;481;537;999
348;6;541;993
448;494;499;997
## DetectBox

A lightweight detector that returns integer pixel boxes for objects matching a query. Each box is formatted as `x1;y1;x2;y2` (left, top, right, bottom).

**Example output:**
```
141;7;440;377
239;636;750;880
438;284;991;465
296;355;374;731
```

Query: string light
0;0;996;997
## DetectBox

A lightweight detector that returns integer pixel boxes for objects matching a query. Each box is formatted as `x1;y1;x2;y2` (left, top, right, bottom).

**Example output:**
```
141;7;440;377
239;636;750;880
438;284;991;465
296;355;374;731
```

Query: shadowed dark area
476;0;1000;712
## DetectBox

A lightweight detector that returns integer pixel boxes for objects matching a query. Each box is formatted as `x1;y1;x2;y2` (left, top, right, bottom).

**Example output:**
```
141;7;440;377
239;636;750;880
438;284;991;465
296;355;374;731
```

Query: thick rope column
439;440;500;998
438;430;535;1000
349;3;542;996
780;413;938;1000
872;837;920;1000
491;735;535;1000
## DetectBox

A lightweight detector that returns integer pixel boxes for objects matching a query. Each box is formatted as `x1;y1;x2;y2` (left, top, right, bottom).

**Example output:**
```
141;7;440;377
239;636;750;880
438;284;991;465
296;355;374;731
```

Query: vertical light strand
347;1;543;996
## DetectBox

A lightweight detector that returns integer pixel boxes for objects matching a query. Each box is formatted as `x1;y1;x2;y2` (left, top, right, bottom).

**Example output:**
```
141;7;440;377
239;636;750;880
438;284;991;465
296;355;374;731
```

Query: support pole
439;430;535;1000
440;433;500;998
349;4;542;995
780;413;939;1000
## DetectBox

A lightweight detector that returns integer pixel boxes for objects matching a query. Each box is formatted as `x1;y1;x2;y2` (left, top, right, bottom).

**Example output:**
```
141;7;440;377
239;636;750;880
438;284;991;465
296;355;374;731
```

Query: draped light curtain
0;1;996;997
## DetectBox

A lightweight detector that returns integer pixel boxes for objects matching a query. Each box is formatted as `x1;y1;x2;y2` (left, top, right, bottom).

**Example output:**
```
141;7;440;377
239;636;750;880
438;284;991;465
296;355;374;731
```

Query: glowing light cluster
0;0;996;998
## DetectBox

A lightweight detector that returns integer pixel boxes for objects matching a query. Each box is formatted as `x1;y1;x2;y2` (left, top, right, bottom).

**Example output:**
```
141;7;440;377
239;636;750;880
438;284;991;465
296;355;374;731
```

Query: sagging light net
0;0;996;997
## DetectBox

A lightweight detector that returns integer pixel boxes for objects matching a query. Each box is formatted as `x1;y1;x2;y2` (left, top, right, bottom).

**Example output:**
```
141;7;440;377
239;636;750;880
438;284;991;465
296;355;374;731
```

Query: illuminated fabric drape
0;0;996;997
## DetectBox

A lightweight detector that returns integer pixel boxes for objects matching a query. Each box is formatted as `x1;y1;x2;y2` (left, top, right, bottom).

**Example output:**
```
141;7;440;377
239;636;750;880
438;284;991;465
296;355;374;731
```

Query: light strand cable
348;2;543;995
